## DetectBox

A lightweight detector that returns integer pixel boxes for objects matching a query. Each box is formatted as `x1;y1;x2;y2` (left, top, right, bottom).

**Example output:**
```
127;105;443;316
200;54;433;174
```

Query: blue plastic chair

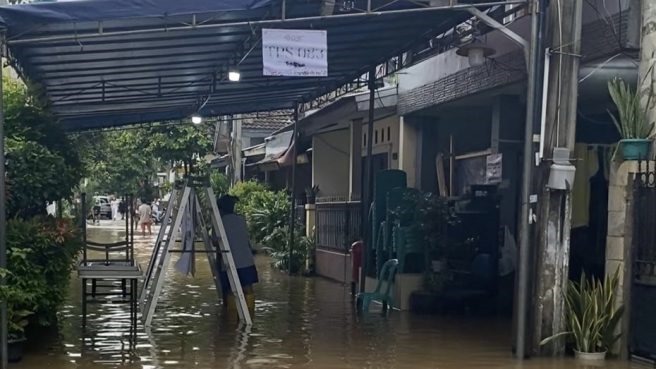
356;259;399;313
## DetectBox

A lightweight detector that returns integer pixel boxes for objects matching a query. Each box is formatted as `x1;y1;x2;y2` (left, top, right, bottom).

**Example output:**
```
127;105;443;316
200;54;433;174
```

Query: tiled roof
241;110;292;131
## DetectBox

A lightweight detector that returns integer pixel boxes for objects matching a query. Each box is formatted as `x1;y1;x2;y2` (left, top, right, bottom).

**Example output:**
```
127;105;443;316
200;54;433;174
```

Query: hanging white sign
262;28;328;77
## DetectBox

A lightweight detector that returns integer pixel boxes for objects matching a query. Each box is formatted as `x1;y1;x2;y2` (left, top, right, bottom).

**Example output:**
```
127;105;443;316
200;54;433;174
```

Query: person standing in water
138;200;153;236
214;194;258;316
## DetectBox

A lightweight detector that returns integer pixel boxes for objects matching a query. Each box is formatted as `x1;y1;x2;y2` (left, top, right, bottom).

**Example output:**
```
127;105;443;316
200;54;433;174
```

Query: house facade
227;0;652;359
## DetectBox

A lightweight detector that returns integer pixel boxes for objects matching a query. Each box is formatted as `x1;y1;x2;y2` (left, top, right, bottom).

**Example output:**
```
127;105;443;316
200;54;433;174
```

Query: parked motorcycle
151;207;168;225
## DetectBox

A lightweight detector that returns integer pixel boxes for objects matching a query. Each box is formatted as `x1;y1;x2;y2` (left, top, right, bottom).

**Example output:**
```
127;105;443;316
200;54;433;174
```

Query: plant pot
620;139;651;160
8;337;26;363
305;194;316;205
574;350;606;361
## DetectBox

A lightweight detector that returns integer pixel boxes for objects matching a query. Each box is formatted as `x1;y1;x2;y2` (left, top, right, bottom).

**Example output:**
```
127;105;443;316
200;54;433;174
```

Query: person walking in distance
138;200;153;236
111;196;120;221
118;199;127;220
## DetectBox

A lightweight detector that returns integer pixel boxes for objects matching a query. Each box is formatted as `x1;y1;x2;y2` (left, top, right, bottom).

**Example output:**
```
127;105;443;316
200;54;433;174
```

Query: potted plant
305;185;319;205
417;193;457;273
608;78;655;160
541;269;624;361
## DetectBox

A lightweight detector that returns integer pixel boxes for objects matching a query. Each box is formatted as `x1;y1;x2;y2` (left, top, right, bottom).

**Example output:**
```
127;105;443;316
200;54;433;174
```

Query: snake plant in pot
608;78;655;160
540;268;624;360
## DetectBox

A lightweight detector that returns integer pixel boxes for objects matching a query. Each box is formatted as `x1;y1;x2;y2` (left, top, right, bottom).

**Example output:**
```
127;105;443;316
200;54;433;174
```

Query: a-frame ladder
139;188;179;308
141;182;252;326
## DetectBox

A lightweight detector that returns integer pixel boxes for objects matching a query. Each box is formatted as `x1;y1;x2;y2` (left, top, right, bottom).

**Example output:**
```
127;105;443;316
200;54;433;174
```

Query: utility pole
231;114;243;185
531;0;583;356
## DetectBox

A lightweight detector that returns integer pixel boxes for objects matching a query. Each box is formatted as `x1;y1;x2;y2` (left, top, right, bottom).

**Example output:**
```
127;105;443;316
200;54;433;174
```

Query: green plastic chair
356;259;399;313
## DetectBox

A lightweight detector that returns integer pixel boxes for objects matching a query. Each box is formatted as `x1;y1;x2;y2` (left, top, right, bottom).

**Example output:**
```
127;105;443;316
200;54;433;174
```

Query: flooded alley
7;224;638;369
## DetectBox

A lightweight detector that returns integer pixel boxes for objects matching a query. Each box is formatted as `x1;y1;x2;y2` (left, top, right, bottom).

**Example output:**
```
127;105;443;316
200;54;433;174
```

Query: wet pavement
12;221;643;368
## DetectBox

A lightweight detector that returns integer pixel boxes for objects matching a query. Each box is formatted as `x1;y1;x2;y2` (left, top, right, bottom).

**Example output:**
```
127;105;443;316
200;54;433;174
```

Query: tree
80;122;215;196
79;130;157;196
146;122;215;174
3;75;84;217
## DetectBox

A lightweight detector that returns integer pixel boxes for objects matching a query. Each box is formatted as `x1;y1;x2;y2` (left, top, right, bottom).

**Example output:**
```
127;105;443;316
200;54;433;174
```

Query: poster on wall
486;153;503;184
262;28;328;77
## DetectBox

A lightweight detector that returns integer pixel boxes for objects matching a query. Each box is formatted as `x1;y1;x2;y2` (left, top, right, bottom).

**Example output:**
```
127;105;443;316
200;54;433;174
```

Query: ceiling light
191;114;202;125
456;38;495;67
228;69;241;82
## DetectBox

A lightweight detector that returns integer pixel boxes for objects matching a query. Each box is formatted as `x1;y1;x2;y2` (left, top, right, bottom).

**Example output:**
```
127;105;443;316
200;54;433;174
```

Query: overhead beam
467;7;530;65
8;1;528;45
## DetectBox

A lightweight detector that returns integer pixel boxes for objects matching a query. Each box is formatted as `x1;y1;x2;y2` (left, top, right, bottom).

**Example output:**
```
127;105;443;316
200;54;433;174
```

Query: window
375;130;378;144
387;126;391;142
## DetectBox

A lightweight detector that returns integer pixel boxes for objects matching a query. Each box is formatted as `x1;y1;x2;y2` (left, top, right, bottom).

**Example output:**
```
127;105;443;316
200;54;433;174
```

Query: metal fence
315;200;362;252
630;162;656;359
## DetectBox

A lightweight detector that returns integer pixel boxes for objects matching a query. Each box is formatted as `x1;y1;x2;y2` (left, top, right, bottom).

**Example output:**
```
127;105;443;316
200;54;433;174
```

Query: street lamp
456;38;495;67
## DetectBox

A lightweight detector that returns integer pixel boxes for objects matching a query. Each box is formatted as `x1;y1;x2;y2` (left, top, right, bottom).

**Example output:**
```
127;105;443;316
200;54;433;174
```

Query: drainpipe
515;0;547;359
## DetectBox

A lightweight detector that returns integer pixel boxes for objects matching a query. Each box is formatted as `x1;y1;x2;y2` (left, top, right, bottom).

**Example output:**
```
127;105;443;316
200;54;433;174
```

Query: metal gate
631;164;656;360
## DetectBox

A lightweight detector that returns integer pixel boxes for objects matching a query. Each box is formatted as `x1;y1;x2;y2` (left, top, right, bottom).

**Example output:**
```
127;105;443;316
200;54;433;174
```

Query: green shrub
248;190;291;247
265;228;314;274
228;180;269;215
4;217;83;330
227;180;312;274
210;171;230;197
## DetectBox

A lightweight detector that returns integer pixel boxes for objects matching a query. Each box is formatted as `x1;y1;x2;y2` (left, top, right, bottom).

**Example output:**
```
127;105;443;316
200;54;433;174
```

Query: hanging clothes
571;144;599;229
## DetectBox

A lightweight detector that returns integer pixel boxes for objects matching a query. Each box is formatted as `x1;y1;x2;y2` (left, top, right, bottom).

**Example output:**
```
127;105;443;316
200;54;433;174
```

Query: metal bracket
467;7;530;65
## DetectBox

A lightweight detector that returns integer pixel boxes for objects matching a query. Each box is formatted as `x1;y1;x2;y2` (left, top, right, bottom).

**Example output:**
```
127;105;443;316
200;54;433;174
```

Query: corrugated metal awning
0;0;497;131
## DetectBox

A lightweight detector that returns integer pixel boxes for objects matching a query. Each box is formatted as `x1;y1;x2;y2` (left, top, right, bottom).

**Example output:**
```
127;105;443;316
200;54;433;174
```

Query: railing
315;200;362;252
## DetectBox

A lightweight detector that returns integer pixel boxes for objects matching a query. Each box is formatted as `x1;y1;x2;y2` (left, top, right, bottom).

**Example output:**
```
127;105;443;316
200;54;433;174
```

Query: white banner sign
262;29;328;77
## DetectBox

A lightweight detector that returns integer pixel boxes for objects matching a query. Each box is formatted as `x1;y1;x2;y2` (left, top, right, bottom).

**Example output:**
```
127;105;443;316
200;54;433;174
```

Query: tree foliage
81;122;215;195
146;122;215;169
80;130;157;196
4;75;84;217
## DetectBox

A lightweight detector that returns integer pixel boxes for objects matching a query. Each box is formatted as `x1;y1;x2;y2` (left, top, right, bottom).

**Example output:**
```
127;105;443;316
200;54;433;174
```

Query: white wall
313;129;350;197
361;116;401;169
398;1;630;94
399;116;419;188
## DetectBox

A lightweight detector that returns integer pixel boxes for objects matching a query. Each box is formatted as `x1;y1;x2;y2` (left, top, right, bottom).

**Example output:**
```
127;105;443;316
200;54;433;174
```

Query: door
630;170;656;360
362;153;389;178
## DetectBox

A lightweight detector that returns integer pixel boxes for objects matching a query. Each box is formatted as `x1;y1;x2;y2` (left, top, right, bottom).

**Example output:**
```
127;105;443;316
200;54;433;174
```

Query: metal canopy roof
0;0;514;131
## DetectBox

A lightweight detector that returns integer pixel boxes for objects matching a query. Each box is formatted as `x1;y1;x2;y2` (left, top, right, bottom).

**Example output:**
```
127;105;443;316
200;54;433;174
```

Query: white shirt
138;203;152;223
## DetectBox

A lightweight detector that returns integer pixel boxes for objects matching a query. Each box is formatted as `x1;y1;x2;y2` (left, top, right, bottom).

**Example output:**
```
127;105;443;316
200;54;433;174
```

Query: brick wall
398;13;631;116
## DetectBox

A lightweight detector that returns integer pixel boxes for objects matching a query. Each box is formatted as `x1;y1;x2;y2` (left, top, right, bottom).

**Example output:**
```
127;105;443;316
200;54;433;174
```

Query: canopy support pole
515;0;547;359
360;68;376;292
288;103;299;275
0;30;8;369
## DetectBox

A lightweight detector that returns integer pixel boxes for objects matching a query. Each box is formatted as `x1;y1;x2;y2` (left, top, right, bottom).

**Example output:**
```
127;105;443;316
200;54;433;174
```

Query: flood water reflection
13;224;641;368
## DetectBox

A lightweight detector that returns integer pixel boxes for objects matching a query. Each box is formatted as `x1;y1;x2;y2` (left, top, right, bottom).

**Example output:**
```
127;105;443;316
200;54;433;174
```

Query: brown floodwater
11;222;644;369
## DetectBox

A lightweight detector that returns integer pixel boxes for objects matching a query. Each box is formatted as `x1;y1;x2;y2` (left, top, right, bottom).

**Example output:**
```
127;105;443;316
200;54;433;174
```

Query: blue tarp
0;0;475;130
0;0;270;34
